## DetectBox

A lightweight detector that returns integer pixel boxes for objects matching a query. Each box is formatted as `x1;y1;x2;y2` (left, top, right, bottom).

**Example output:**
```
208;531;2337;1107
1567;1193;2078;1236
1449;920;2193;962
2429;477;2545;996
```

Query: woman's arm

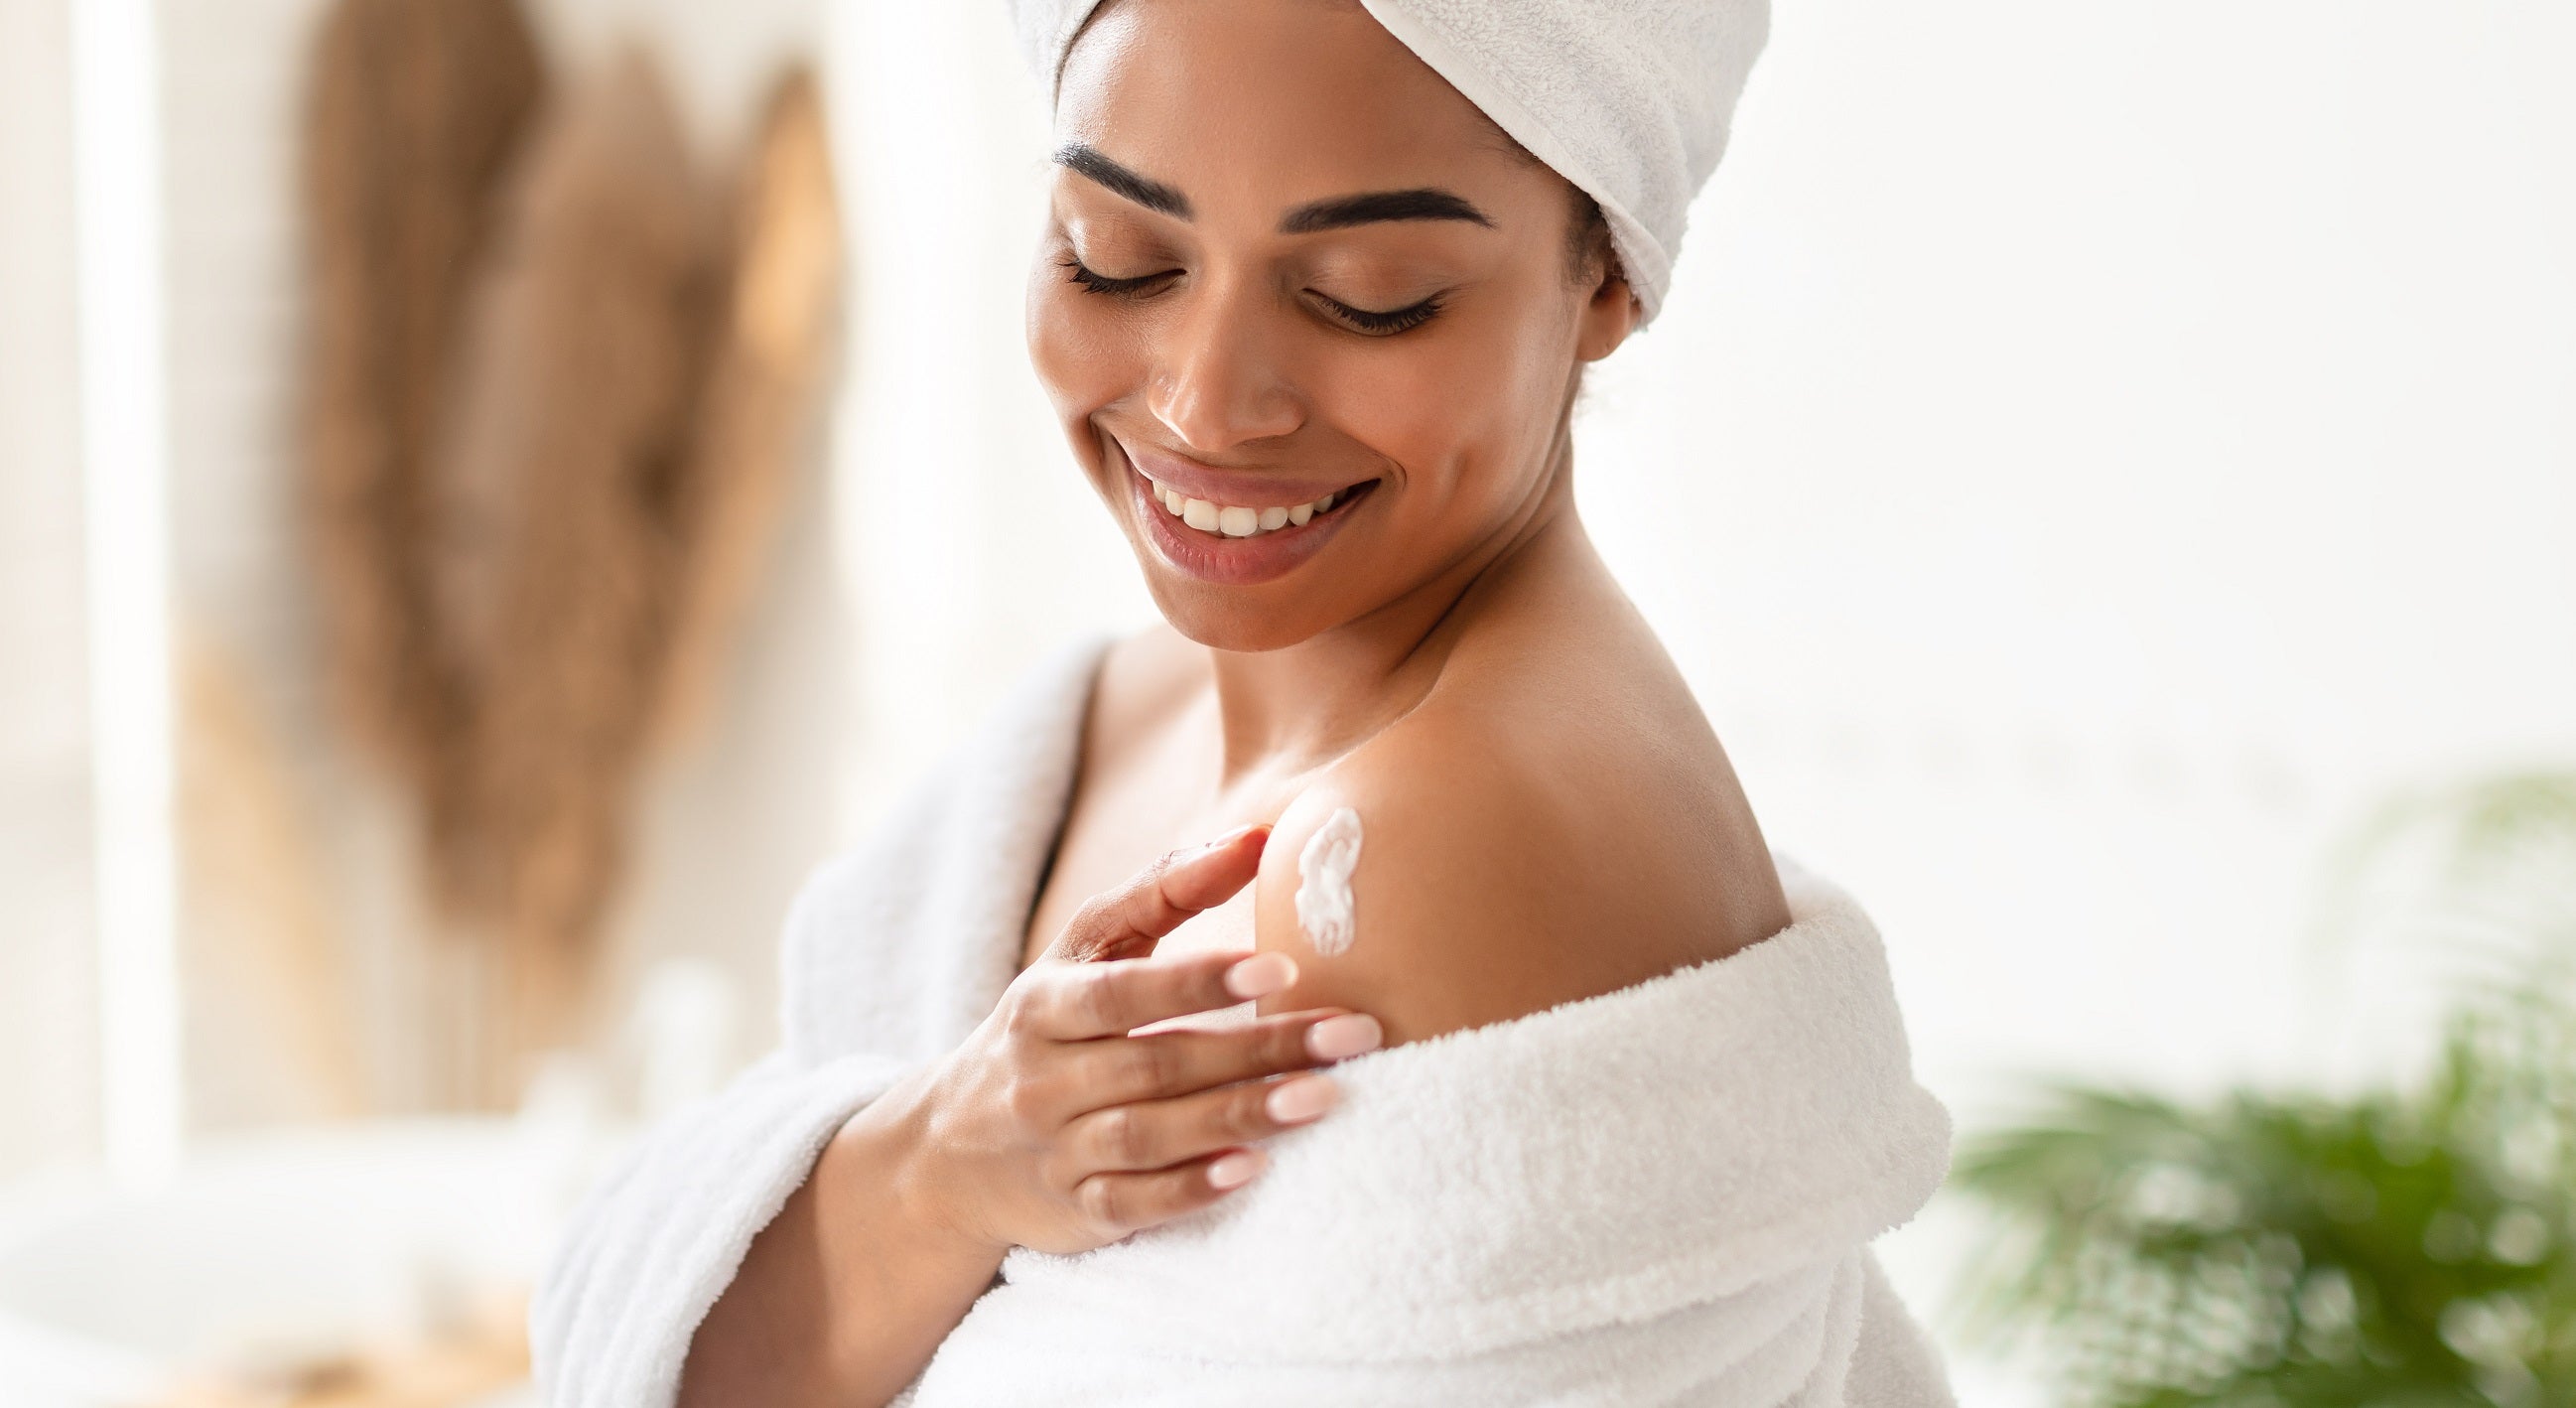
538;827;1378;1408
529;1048;922;1408
678;1062;1001;1408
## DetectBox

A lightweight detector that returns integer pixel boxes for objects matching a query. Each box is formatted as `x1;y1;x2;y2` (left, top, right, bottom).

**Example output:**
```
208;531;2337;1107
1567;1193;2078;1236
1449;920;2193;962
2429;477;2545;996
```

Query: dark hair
1564;187;1613;288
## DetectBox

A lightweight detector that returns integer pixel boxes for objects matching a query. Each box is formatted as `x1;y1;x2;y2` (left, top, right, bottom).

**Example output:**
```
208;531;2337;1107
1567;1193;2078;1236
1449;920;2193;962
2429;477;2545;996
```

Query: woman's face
1027;0;1636;652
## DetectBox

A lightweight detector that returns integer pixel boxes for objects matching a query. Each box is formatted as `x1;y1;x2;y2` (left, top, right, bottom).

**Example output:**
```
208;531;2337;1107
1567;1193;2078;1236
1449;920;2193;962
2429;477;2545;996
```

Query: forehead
1055;0;1534;218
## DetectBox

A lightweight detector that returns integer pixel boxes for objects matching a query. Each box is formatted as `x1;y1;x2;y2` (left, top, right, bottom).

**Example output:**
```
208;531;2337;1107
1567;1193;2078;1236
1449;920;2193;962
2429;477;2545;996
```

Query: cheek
1305;312;1570;509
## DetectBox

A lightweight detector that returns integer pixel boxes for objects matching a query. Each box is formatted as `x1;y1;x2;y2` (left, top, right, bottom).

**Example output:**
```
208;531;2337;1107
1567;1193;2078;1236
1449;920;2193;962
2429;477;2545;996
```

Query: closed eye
1059;252;1444;336
1059;252;1176;297
1309;291;1444;337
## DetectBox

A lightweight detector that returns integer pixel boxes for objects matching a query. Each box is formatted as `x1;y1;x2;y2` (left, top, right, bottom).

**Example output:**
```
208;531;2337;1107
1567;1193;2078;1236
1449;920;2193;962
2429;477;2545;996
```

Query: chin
1134;570;1343;655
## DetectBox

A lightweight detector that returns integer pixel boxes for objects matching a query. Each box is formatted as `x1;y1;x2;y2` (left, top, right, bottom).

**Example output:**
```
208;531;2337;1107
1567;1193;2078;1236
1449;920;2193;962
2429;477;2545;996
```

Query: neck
1200;424;1588;789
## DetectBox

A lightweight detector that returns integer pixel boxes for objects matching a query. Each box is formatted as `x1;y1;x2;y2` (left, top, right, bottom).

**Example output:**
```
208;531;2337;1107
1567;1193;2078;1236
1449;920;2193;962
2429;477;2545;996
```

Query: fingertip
1169;823;1269;889
1203;821;1270;856
1223;950;1296;999
1170;826;1253;874
1206;1148;1265;1190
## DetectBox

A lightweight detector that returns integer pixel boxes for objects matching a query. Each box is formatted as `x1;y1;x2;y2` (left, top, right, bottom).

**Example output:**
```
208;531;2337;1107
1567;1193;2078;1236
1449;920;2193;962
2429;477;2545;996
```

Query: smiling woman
1027;1;1625;640
1011;0;1791;1049
530;2;1958;1405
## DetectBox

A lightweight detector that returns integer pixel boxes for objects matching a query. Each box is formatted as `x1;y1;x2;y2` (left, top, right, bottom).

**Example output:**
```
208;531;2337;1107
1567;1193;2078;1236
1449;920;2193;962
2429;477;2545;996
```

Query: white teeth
1145;477;1359;538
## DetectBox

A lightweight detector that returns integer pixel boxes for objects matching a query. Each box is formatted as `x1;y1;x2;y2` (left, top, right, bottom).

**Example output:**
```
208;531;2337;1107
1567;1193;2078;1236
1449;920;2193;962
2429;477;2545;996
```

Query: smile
1113;439;1382;587
1137;475;1374;538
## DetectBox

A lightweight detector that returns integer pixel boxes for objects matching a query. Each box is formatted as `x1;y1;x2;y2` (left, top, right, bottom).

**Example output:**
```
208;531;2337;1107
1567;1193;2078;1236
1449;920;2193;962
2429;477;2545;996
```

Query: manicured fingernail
1195;822;1267;856
1267;1073;1338;1122
1208;1149;1265;1189
1305;1013;1382;1060
1224;952;1296;999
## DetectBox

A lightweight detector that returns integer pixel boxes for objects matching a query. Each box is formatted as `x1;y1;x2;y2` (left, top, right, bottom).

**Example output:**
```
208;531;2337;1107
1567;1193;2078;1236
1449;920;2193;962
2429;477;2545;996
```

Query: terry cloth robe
531;634;1962;1407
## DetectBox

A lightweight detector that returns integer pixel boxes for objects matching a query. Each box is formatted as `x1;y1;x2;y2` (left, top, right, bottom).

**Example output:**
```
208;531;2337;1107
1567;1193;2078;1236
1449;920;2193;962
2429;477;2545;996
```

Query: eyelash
1058;253;1168;299
1055;253;1444;337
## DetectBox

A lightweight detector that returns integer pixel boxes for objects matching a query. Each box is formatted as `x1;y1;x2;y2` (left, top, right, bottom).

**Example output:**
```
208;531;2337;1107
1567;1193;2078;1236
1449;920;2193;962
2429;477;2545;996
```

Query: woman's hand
896;823;1383;1257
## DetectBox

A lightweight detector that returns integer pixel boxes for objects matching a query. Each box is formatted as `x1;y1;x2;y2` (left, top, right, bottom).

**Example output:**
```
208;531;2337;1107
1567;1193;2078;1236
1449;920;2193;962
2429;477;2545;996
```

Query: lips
1122;441;1375;510
1110;438;1379;587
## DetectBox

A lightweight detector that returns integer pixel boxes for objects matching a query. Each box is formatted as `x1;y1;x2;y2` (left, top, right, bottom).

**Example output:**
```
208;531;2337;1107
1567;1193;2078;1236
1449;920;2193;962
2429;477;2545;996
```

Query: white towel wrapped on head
1011;0;1770;326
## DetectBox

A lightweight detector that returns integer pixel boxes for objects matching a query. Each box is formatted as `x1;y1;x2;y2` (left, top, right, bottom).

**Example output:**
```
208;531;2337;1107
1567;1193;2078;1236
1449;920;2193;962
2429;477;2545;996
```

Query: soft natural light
1;1;2567;1403
70;0;181;1189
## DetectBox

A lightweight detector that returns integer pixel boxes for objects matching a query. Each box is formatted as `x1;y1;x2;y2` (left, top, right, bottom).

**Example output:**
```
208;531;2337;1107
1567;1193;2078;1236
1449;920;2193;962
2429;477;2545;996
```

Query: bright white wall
0;0;101;1182
823;0;1156;825
1588;0;2576;1106
1583;15;2573;1381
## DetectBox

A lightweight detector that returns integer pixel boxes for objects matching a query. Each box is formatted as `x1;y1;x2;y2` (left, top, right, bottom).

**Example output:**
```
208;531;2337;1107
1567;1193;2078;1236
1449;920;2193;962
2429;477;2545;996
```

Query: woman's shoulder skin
1245;555;1792;1049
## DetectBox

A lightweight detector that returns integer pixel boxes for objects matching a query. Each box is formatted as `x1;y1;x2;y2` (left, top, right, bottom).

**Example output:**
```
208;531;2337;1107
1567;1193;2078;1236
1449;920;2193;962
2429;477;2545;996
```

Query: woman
534;1;1957;1404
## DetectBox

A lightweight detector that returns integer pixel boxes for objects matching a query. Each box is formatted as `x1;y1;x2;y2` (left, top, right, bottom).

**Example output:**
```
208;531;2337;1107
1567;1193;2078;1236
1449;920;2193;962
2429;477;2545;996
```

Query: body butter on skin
1293;807;1363;956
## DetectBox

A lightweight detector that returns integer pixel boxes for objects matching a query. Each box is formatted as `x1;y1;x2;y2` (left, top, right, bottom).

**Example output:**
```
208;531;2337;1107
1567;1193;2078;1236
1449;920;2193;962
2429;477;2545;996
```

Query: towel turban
1009;0;1769;327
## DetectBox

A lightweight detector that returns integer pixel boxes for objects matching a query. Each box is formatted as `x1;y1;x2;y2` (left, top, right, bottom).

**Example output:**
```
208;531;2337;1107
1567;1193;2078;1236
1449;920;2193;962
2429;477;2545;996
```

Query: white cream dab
1293;806;1364;955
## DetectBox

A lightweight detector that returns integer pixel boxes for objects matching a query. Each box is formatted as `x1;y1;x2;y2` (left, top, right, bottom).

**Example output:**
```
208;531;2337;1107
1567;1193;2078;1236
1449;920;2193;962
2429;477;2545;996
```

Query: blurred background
2;0;2569;1404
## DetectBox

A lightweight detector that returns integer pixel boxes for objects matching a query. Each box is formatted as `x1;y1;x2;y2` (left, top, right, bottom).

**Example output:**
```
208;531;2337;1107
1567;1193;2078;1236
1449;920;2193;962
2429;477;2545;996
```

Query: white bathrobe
531;634;1961;1407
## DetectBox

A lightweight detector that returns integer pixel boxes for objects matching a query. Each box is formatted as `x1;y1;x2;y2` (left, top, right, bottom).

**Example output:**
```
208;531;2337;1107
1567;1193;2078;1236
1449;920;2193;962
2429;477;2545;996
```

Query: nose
1145;276;1303;454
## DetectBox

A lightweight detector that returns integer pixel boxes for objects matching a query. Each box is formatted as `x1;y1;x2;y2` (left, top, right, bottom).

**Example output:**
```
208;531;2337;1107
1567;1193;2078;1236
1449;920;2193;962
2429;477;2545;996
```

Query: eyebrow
1055;143;1191;218
1281;188;1492;233
1053;143;1496;233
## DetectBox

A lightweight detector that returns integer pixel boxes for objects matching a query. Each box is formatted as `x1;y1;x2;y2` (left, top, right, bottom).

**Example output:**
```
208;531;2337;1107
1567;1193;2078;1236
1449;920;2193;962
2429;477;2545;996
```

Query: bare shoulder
1251;668;1791;1048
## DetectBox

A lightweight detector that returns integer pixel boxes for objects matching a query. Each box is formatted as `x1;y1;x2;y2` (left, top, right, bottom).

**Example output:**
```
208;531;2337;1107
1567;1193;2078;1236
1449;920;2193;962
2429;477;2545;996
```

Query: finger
1067;1070;1339;1175
1073;1147;1270;1239
1043;824;1270;966
1037;943;1295;1042
1073;1008;1383;1111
